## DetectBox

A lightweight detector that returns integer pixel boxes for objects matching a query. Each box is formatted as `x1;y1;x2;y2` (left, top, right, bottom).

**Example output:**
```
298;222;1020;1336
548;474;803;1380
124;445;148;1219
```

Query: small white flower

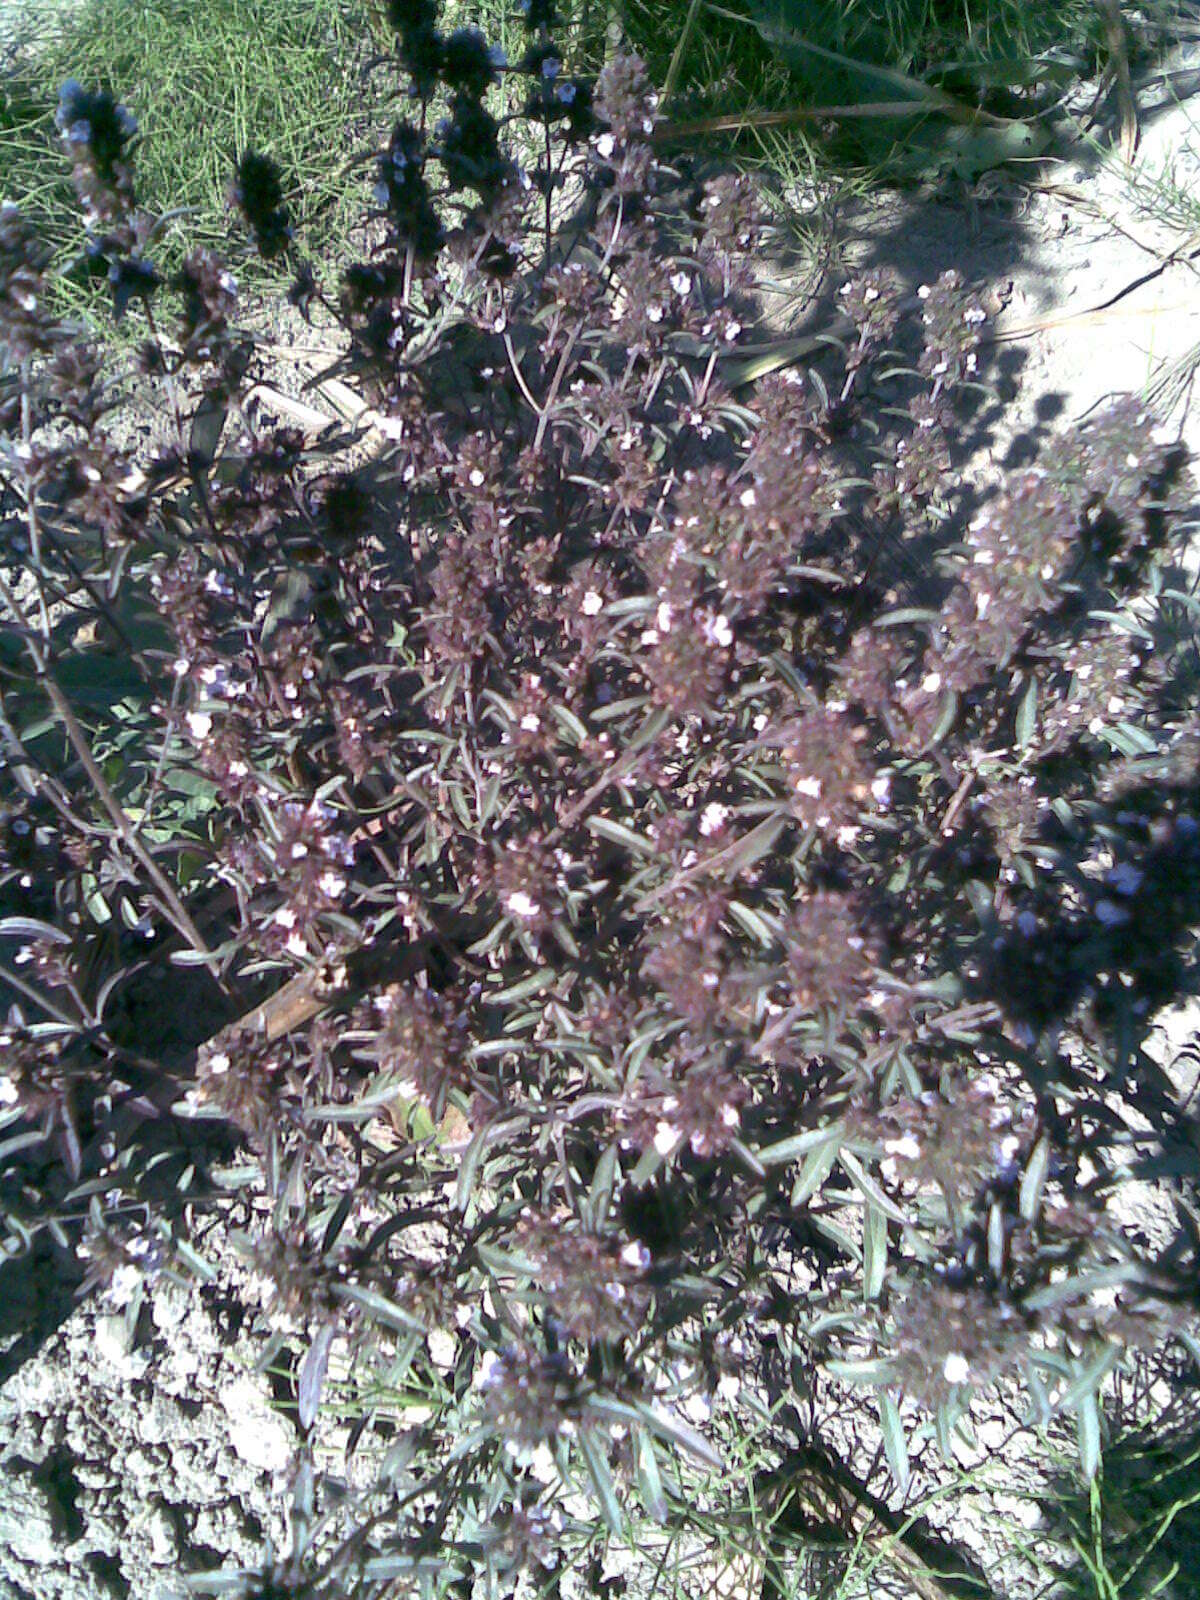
654;1120;679;1156
917;284;931;300
620;1240;651;1270
505;890;541;919
943;1352;970;1385
318;870;347;898
656;601;674;633
520;712;541;733
883;1132;921;1161
921;671;942;694
173;658;190;677
581;589;604;616
699;802;729;837
996;1132;1021;1165
724;320;742;343
739;487;757;508
273;907;298;931
595;132;616;160
871;774;892;806
710;614;733;647
208;1051;231;1077
0;1076;18;1108
469;468;486;487
474;1350;501;1390
670;271;691;297
794;775;823;800
720;1103;740;1128
185;711;212;742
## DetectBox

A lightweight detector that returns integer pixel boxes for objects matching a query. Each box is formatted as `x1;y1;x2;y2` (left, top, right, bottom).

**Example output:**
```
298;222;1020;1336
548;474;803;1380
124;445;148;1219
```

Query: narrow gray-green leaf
1019;1136;1050;1221
578;1430;624;1534
878;1392;911;1496
863;1203;887;1301
298;1322;335;1430
838;1148;911;1226
791;1134;840;1205
1076;1390;1102;1481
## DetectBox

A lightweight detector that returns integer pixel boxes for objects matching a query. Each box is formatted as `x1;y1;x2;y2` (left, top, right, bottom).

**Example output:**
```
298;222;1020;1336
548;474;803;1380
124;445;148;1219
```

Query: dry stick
654;100;973;140
1096;0;1139;165
19;366;51;640
0;570;214;962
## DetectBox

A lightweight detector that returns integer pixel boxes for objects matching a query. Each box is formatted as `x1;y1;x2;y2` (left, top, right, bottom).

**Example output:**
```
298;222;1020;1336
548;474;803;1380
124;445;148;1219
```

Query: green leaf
631;1143;666;1187
489;968;556;1005
863;1203;887;1302
729;900;775;946
633;1400;724;1469
1023;1263;1141;1313
475;1240;544;1277
586;1142;620;1231
586;815;656;855
1076;1390;1102;1481
838;1148;911;1226
929;689;960;747
578;1430;624;1534
878;1392;910;1496
635;1427;669;1523
1019;1136;1050;1221
1058;1343;1120;1414
825;1356;899;1385
758;1125;840;1167
712;814;787;881
189;393;228;480
456;1120;500;1214
791;1135;840;1205
1015;676;1038;748
298;1322;335;1430
332;1283;427;1335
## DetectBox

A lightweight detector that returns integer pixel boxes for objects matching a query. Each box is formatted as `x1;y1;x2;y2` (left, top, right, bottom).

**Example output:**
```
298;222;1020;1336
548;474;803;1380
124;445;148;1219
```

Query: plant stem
0;571;214;961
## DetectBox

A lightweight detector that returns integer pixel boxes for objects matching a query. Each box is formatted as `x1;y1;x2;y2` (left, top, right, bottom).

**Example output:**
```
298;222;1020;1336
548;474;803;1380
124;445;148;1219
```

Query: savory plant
0;2;1197;1592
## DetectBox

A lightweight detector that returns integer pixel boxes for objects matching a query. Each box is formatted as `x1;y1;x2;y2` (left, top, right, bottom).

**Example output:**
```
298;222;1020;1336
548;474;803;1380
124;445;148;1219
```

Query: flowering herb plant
1;1;1199;1592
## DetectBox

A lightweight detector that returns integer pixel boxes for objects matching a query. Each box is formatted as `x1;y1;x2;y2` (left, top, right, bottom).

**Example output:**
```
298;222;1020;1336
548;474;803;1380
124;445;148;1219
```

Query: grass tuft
0;0;391;327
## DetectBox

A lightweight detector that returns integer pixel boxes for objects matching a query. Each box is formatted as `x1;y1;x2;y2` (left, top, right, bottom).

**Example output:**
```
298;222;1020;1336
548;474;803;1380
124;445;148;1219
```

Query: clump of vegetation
0;0;389;328
614;0;1187;183
1;0;1198;1593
